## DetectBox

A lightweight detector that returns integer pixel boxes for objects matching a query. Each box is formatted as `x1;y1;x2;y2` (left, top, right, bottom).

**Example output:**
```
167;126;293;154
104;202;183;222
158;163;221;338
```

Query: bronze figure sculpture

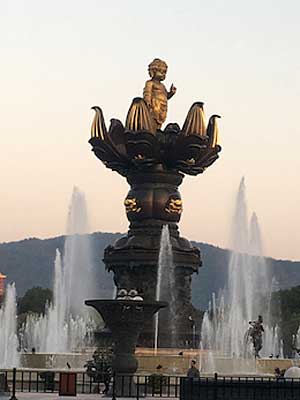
245;315;265;358
126;58;176;133
143;58;176;130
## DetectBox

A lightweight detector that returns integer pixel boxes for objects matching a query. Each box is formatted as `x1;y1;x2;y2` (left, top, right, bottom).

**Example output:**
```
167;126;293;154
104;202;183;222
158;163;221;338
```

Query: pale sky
1;0;299;260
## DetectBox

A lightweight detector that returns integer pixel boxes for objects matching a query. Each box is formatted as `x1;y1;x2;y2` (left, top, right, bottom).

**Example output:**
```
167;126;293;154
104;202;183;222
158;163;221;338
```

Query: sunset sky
1;0;299;260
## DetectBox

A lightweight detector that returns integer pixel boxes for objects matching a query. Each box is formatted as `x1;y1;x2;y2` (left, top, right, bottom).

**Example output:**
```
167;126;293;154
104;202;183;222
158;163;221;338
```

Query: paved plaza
5;397;100;400
0;395;167;400
0;395;107;400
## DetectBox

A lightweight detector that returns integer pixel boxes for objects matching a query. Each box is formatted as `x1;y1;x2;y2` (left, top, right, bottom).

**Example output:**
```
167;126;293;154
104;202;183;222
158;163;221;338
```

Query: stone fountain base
20;350;299;377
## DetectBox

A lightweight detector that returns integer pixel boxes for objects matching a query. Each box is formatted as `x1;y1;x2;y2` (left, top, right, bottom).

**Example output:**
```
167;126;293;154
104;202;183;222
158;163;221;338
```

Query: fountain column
88;59;221;348
103;168;201;347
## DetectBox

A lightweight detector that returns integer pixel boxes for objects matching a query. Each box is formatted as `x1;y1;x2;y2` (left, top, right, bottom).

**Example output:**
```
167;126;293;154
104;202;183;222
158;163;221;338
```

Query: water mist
22;187;96;353
201;178;281;372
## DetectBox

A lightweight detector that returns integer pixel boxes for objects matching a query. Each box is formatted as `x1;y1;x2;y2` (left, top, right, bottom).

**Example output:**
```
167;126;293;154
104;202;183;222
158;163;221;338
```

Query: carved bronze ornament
165;198;183;215
124;198;142;213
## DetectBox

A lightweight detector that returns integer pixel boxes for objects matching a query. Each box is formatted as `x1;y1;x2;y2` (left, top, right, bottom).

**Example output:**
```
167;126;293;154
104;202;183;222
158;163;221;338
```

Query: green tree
271;285;300;356
18;286;53;315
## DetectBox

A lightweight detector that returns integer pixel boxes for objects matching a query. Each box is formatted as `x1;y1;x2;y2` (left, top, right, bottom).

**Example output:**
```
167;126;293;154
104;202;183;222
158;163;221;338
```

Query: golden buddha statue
126;58;176;133
143;58;176;130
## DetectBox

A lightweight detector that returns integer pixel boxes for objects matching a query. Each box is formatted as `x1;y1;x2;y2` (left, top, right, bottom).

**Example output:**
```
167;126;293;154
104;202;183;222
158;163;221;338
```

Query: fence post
9;368;17;400
112;371;116;400
136;375;140;400
213;372;218;400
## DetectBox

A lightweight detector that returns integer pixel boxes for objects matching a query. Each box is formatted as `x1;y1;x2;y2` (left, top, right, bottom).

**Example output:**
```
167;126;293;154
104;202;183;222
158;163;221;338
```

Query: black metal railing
180;374;300;400
3;369;300;399
1;369;180;397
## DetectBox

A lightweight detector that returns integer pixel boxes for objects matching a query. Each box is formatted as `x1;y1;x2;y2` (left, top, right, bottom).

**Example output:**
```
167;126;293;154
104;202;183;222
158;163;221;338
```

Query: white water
201;178;281;371
63;188;96;317
293;328;300;356
291;300;300;353
154;225;176;349
0;283;19;367
154;231;163;353
22;187;96;353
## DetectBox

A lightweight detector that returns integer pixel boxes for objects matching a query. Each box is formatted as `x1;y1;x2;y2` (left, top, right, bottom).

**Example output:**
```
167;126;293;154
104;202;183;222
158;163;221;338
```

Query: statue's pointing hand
167;84;176;100
169;84;177;97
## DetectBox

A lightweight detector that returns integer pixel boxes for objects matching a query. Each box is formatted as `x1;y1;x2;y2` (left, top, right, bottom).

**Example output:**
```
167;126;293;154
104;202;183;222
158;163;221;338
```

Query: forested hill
0;232;299;309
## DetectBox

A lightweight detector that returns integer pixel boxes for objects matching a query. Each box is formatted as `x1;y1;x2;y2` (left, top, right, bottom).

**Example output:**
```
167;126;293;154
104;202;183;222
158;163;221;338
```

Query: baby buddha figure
125;58;176;133
143;58;177;130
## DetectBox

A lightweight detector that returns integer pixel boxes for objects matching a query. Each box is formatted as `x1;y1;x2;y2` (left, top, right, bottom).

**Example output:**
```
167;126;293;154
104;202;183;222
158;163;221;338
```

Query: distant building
0;273;7;303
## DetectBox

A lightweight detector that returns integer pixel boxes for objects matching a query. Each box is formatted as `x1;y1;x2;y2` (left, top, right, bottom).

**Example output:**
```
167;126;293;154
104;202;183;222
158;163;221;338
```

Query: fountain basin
85;299;167;374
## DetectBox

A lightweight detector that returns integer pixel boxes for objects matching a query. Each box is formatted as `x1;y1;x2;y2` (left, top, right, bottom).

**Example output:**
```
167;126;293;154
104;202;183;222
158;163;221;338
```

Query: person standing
187;360;200;378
